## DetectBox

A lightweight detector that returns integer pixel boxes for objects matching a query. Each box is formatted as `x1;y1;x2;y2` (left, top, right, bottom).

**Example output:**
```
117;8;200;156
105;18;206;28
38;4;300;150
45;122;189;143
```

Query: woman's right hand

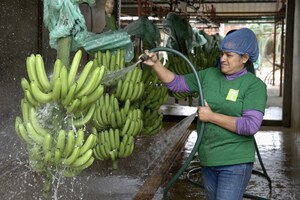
142;50;176;83
142;50;160;67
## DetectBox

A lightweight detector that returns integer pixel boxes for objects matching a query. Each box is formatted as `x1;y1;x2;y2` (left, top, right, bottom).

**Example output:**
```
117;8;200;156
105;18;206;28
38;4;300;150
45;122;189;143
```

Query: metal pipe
279;18;284;97
137;0;142;16
272;21;277;86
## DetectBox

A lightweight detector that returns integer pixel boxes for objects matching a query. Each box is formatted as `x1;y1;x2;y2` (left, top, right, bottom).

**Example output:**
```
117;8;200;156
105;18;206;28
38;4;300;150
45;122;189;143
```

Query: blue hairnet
220;28;259;62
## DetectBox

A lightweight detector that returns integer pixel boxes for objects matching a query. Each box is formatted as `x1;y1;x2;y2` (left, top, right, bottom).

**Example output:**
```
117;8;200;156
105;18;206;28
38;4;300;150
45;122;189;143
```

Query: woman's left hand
198;100;214;122
198;100;237;132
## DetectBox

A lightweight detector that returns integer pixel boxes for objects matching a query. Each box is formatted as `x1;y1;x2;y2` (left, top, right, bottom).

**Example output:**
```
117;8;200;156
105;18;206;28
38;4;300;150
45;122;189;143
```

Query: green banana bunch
72;103;97;129
164;53;203;105
188;46;220;70
93;93;127;130
53;129;96;174
23;50;105;113
16;46;181;190
54;129;97;177
114;67;144;102
15;108;96;177
140;109;164;136
93;92;143;138
117;134;134;159
20;50;106;131
168;54;193;75
141;66;160;88
120;108;143;137
15;50;108;184
141;84;169;111
136;66;169;136
169;91;199;106
143;109;161;127
93;128;121;169
93;103;142;169
62;130;96;168
15;105;50;147
142;113;164;136
170;91;190;100
93;126;135;170
93;49;126;87
93;49;125;72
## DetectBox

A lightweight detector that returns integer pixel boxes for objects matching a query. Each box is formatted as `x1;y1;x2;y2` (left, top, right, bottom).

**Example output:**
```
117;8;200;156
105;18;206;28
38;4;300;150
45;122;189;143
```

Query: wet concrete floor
1;110;299;200
162;125;300;200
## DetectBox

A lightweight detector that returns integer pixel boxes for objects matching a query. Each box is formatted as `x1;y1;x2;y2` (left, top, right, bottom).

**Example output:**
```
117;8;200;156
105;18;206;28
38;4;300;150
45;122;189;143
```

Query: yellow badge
226;89;239;102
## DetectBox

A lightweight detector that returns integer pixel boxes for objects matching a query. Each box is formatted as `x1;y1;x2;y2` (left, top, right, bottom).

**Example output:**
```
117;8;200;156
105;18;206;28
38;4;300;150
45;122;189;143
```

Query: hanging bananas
113;67;144;102
23;50;105;112
21;50;106;131
93;127;135;170
93;49;126;86
15;46;179;183
94;93;125;130
15;50;107;179
15;109;97;177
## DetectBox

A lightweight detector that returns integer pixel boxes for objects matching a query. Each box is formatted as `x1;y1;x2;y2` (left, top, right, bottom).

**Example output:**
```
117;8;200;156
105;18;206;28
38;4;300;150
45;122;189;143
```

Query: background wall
291;0;300;131
0;0;41;161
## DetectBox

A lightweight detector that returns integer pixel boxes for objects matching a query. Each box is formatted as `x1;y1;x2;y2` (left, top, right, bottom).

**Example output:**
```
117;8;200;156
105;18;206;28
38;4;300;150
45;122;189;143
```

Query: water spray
146;47;205;199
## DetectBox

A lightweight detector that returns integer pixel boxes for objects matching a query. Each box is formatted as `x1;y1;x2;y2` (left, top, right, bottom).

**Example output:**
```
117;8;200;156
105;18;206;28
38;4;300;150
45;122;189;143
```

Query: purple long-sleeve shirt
164;69;263;136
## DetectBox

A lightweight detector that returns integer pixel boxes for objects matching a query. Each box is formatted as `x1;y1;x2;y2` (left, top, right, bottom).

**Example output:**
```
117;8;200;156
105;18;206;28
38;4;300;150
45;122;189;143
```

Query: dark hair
245;60;255;74
226;29;237;36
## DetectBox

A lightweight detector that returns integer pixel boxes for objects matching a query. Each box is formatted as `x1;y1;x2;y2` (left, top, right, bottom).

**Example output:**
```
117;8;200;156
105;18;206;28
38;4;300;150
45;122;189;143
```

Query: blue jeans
202;163;253;200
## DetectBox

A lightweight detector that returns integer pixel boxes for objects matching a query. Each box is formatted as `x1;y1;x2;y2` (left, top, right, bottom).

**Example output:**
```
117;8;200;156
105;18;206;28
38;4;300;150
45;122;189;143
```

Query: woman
143;28;267;200
104;0;117;31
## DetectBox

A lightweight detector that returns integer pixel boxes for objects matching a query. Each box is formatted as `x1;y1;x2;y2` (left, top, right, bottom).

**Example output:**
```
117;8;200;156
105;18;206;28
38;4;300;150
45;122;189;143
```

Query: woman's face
105;0;115;16
219;51;249;75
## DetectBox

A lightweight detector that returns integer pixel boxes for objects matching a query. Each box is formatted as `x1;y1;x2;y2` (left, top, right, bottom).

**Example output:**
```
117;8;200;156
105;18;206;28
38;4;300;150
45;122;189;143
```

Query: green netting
124;16;161;49
43;0;95;51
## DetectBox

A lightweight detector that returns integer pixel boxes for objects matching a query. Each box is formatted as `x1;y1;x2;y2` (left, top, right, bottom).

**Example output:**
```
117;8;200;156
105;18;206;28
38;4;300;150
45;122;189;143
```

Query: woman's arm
143;50;175;84
198;101;263;135
236;110;264;135
198;101;237;132
143;50;190;92
165;75;190;93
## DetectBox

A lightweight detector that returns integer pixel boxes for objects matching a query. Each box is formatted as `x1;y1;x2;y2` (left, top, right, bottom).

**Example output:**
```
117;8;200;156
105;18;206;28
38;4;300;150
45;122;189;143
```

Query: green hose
148;47;205;199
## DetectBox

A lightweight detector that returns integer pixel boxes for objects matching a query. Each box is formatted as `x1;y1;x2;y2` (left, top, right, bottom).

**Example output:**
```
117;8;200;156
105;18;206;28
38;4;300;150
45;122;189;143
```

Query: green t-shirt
105;15;117;31
185;67;267;166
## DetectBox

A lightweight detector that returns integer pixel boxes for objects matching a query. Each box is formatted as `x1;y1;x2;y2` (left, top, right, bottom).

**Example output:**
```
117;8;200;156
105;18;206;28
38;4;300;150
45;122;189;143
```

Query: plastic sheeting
43;0;95;51
124;16;160;49
44;0;134;62
162;12;194;55
83;30;134;62
192;27;207;46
